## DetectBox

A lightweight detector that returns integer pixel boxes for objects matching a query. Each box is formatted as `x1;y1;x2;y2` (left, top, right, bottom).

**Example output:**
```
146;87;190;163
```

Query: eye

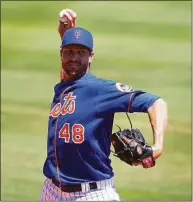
62;49;73;57
67;50;73;57
78;50;86;56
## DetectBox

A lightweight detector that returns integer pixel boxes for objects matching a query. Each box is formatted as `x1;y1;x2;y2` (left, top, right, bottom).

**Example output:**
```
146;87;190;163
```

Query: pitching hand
58;8;77;39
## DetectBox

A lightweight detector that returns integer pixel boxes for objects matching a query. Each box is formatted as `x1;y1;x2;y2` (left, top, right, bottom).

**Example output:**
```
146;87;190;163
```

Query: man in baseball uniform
39;9;168;201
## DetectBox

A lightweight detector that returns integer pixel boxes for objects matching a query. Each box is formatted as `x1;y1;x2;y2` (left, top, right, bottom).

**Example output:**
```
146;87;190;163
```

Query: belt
51;179;98;193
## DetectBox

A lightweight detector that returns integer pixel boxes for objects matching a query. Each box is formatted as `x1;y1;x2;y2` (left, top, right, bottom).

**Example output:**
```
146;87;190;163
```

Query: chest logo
50;92;76;117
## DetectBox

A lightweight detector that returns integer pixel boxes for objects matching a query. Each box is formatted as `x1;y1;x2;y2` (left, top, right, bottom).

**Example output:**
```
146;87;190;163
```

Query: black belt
51;179;98;193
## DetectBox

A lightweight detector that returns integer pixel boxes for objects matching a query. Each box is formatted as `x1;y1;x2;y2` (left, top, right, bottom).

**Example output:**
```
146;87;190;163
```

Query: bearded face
61;44;93;80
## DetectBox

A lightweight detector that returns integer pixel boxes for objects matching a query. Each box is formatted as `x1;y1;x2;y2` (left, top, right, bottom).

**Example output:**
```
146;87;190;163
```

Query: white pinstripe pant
39;178;120;201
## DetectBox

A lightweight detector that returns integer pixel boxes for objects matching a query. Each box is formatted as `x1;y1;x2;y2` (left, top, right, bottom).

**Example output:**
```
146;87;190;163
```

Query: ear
89;51;94;63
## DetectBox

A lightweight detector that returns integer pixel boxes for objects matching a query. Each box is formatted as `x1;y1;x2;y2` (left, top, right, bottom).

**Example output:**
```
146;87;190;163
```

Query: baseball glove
111;113;155;168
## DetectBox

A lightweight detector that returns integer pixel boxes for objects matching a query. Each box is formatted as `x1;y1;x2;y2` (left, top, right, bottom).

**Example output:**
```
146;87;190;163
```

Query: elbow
147;97;168;124
147;98;168;112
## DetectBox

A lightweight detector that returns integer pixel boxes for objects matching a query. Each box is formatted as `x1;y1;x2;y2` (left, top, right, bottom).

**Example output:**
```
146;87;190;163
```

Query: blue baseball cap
61;27;93;50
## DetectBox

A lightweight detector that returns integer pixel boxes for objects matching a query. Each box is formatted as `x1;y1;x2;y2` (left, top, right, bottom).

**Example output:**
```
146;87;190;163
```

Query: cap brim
61;41;92;51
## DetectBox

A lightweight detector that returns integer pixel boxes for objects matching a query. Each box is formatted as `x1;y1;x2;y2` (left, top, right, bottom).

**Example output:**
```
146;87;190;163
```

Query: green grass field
1;1;192;201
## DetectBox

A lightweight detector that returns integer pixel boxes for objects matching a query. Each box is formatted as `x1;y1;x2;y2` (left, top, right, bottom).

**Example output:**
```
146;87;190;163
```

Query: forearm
147;98;168;156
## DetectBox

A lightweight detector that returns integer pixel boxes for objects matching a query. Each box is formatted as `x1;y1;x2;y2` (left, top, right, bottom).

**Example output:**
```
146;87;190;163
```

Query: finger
66;9;77;27
59;9;75;18
62;12;72;21
66;9;77;18
59;9;68;19
59;9;73;22
59;9;65;18
72;18;76;27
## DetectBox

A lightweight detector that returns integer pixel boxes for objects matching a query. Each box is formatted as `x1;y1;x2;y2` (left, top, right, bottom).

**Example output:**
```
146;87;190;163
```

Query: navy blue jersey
43;72;159;184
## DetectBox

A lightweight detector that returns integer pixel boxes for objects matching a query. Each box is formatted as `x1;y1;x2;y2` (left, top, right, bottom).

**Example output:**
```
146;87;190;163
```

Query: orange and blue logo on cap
74;30;81;39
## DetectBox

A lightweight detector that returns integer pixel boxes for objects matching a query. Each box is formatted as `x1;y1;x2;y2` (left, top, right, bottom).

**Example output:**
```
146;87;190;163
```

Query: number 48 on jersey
59;123;85;144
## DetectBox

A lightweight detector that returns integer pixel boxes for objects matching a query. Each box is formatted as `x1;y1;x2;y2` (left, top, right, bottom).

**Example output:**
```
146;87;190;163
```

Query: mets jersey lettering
50;92;76;117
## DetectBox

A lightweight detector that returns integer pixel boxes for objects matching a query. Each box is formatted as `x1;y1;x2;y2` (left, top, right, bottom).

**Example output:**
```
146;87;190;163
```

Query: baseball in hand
59;11;68;23
59;8;77;26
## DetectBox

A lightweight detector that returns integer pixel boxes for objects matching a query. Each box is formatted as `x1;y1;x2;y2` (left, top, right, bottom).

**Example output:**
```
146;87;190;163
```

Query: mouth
62;61;87;78
65;62;82;76
67;62;81;68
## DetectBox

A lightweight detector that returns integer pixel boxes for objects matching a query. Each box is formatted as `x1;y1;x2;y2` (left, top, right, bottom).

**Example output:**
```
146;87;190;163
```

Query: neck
60;66;90;82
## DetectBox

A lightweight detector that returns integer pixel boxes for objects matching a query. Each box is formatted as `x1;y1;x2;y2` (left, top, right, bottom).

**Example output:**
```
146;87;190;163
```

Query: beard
62;60;88;79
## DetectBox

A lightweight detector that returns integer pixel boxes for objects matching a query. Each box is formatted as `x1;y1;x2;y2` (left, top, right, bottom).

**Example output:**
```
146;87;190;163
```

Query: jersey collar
54;72;95;94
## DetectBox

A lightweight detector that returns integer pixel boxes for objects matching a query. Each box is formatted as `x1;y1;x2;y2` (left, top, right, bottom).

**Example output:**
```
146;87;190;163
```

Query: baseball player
39;9;168;201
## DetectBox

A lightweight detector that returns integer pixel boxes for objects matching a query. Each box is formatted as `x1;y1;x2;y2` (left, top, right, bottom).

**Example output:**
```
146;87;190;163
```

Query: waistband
48;177;115;193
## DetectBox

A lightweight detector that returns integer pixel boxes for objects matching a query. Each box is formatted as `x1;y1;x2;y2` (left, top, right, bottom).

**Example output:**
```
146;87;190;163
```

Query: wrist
58;20;69;39
152;144;163;159
152;143;163;151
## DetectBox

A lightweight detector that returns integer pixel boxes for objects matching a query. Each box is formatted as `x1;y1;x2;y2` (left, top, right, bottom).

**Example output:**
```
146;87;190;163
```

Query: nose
71;52;79;59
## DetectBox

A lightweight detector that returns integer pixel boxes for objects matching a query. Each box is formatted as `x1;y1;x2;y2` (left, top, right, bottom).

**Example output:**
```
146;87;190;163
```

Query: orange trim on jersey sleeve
128;93;134;112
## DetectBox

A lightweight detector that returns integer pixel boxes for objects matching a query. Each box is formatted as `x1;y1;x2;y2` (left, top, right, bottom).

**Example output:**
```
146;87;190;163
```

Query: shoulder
80;73;135;94
89;75;134;93
80;73;115;87
90;73;115;85
84;74;136;94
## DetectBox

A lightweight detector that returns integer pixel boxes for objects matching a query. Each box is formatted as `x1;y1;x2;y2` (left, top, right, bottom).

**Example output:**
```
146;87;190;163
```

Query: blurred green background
1;1;192;201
